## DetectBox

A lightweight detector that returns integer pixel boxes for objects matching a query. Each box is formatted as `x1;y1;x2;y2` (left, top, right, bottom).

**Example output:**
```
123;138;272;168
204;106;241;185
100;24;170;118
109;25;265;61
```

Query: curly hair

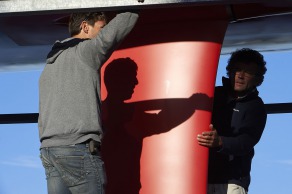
69;12;107;37
226;48;267;86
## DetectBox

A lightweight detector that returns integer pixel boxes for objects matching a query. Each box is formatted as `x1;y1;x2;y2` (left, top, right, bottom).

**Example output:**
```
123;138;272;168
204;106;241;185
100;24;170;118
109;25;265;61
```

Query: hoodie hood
46;38;89;64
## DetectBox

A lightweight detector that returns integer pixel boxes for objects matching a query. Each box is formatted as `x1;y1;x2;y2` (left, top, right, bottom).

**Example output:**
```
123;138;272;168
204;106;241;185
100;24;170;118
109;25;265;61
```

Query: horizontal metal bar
0;113;38;124
0;103;291;125
265;103;292;114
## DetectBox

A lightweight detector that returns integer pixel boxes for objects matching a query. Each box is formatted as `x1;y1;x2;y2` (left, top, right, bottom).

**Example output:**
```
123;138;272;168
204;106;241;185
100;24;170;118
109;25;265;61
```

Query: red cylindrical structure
101;7;228;194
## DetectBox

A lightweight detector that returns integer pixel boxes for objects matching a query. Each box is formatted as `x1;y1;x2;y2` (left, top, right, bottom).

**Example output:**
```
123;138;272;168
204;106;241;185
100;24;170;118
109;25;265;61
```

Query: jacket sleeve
79;12;139;70
219;100;267;156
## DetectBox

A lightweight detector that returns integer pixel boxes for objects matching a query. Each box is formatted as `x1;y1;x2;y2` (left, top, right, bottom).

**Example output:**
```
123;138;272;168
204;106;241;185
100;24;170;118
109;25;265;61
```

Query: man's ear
80;21;89;34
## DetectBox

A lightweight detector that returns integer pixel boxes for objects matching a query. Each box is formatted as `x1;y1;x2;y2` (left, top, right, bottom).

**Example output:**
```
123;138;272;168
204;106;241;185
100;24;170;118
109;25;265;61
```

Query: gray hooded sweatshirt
39;12;139;148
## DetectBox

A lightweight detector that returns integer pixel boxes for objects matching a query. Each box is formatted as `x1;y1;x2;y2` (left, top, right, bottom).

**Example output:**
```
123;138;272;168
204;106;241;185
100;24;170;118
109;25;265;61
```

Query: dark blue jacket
208;77;267;191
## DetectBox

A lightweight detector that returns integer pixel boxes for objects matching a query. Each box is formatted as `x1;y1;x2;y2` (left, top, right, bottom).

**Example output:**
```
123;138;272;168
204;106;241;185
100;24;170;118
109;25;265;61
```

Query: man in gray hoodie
39;11;138;194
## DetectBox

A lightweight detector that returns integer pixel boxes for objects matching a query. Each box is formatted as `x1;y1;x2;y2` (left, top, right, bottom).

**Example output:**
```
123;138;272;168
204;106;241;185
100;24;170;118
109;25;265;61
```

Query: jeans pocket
95;156;107;187
86;154;107;188
40;152;49;168
55;154;85;187
40;150;55;179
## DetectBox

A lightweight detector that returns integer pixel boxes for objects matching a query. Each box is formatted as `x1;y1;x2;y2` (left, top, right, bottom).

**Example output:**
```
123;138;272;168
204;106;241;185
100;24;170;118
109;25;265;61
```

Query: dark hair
69;12;107;36
226;48;267;86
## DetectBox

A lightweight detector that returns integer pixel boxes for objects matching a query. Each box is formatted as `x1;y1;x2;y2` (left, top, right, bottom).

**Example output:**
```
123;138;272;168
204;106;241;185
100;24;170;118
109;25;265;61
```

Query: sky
0;50;291;194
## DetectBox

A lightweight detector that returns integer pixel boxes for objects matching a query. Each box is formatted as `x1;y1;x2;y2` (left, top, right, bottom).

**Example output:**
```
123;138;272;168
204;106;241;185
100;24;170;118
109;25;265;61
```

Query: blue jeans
40;143;106;194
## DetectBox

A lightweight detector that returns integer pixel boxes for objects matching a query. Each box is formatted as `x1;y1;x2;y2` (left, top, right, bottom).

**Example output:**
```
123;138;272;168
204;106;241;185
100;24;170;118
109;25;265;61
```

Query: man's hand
197;124;222;148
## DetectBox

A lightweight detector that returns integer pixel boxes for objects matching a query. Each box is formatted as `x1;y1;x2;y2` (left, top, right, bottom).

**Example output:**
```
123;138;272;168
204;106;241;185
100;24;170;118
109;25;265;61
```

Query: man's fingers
197;134;212;142
202;131;214;138
202;131;210;136
197;136;212;147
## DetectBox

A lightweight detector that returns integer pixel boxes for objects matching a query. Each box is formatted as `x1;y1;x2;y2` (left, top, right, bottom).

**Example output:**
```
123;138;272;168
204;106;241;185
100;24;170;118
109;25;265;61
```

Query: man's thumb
209;124;215;131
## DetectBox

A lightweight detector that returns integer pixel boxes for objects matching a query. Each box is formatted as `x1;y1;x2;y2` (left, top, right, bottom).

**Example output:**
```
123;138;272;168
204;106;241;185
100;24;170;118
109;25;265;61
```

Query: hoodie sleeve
78;12;139;70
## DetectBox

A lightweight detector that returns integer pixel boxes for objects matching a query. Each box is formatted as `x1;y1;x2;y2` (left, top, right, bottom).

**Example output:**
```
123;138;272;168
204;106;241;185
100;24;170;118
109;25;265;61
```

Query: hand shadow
101;58;213;194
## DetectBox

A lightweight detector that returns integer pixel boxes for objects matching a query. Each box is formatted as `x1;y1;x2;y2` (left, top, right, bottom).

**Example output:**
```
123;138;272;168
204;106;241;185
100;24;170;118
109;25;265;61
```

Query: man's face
115;70;138;101
87;20;106;38
230;62;259;96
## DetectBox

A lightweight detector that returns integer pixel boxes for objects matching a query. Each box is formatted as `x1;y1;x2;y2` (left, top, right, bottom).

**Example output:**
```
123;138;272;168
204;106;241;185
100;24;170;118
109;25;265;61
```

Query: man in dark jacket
197;48;267;194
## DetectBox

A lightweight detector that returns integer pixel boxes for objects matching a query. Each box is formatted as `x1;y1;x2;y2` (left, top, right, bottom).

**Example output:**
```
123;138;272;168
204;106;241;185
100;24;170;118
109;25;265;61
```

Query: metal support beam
0;113;38;124
265;103;292;114
0;0;273;15
0;103;291;124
